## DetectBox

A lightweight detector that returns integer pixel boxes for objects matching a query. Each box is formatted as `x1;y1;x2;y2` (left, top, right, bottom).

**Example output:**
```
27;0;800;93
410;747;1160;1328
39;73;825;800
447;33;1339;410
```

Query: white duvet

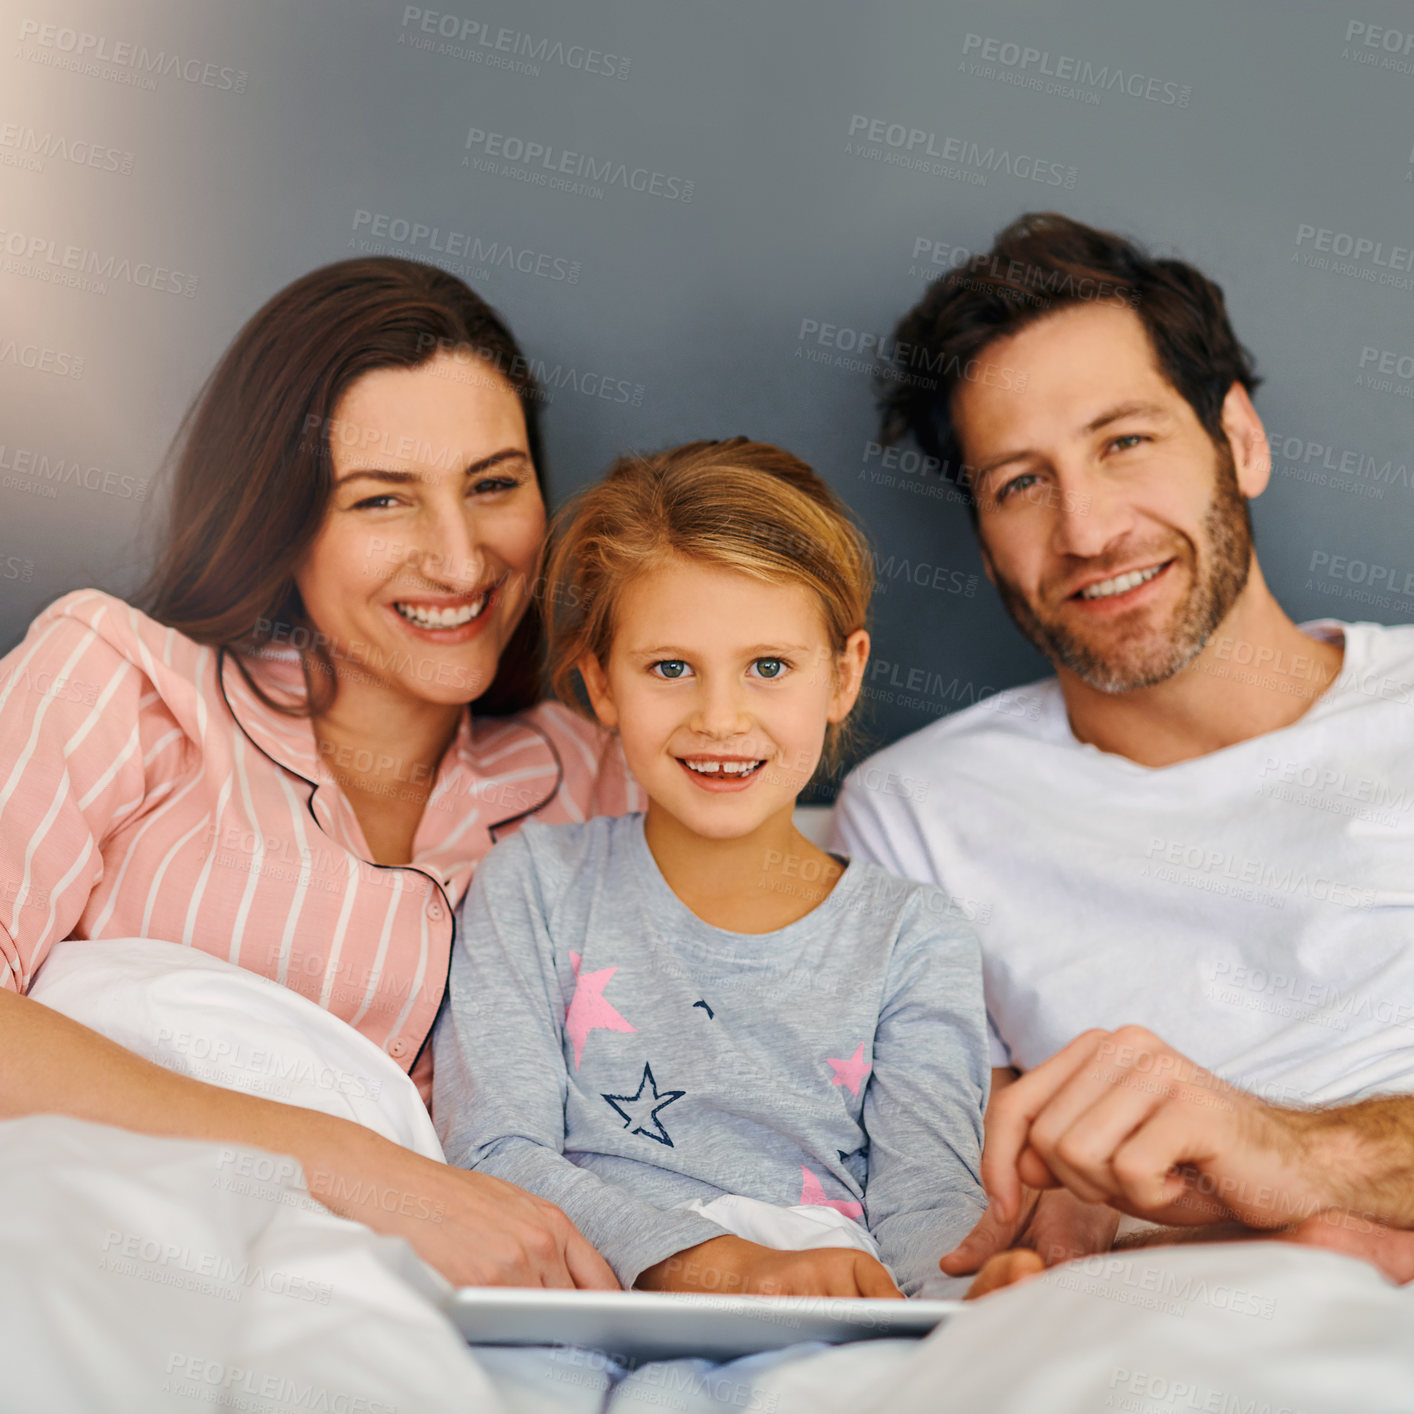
7;938;1414;1414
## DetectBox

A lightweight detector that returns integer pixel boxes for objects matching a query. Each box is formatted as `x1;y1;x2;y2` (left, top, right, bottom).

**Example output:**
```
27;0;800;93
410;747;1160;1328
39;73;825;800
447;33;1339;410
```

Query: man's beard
993;445;1253;695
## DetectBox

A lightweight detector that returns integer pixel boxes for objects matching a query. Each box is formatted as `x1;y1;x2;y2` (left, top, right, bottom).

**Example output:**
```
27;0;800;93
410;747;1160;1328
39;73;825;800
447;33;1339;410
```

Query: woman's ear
826;629;871;724
576;652;619;730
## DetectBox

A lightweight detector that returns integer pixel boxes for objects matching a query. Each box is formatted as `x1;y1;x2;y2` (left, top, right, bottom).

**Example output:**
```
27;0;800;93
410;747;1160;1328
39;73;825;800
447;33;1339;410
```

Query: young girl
432;439;989;1298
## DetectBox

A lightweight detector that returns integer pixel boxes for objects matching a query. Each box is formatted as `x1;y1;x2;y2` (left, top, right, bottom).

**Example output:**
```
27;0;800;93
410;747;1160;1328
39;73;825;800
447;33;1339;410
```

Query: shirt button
427;902;444;921
387;1037;409;1059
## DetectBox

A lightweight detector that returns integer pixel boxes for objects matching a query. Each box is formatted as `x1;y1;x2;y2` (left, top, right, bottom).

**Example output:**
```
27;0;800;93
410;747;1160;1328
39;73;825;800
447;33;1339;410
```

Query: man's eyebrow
970;401;1172;489
1083;401;1169;434
334;448;529;488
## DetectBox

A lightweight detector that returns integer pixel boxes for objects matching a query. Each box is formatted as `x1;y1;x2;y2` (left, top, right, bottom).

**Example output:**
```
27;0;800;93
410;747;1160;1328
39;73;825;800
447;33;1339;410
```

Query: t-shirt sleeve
0;605;171;991
431;829;727;1287
861;895;990;1296
828;769;938;885
834;768;1017;1068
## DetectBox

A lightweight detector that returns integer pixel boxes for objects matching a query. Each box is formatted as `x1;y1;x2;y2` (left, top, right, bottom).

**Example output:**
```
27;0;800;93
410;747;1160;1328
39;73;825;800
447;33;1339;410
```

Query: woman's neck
307;667;465;809
643;802;846;934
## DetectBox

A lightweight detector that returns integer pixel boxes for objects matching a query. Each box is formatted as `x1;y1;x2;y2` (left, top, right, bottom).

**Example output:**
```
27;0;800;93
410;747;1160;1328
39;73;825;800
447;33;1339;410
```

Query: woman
0;258;641;1290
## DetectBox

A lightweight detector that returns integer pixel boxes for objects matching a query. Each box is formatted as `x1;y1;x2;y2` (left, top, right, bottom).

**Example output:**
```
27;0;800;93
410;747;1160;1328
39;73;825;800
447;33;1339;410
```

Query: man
830;212;1414;1293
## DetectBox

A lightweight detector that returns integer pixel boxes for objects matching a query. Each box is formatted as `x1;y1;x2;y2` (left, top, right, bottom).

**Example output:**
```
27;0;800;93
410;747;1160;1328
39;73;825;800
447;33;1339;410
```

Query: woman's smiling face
294;351;546;709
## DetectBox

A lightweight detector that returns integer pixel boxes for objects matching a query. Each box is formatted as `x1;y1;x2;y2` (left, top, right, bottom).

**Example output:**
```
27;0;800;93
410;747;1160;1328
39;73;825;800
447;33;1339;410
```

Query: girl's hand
307;1126;620;1290
637;1236;903;1299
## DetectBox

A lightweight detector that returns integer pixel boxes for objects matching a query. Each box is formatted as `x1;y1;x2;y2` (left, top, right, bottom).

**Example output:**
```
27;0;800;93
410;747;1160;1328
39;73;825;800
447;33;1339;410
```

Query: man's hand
637;1236;903;1299
943;1186;1121;1298
1280;1209;1414;1286
982;1027;1343;1231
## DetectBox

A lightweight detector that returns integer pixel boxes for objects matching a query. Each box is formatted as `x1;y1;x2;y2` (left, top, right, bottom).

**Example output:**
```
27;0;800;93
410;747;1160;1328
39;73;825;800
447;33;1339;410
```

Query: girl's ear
826;629;870;724
576;651;619;729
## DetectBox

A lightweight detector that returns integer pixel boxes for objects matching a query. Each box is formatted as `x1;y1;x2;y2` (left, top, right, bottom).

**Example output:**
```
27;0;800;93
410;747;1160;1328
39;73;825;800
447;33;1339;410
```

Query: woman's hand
306;1125;619;1289
0;991;618;1291
637;1235;903;1299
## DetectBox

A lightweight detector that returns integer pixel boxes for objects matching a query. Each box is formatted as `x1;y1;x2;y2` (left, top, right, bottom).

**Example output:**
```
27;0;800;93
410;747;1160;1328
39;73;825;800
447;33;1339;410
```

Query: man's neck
1057;564;1346;767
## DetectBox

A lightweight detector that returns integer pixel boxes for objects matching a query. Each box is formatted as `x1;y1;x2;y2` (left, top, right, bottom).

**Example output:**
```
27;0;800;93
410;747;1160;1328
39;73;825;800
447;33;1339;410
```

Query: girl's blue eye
752;658;786;679
652;660;689;679
471;477;520;494
1110;434;1145;453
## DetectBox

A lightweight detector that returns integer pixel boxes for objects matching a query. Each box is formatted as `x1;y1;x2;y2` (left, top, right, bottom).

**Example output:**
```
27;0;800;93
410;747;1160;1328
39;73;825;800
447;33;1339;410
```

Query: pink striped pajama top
0;588;644;1094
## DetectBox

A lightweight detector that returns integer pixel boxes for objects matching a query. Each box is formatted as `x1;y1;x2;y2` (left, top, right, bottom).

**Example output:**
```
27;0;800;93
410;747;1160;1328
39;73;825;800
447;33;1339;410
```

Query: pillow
29;937;443;1160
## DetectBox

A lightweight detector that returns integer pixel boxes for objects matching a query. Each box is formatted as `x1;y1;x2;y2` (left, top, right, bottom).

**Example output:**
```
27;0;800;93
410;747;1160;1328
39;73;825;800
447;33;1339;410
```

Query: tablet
445;1287;961;1363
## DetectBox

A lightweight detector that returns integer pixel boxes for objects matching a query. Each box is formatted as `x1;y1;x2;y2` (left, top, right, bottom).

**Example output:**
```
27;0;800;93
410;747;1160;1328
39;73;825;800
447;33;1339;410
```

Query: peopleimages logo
400;8;630;79
349;209;581;283
463;126;693;202
0;227;197;296
844;114;1077;188
0;121;135;175
958;33;1191;106
15;19;248;92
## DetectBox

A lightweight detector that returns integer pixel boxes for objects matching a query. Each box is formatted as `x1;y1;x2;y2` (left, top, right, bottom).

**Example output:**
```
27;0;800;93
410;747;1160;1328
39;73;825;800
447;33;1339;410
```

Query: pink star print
826;1042;872;1097
564;951;637;1069
799;1166;864;1220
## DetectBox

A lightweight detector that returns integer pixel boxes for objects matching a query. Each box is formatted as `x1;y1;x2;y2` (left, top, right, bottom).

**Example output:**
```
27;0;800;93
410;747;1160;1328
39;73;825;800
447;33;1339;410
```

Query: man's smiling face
953;301;1257;694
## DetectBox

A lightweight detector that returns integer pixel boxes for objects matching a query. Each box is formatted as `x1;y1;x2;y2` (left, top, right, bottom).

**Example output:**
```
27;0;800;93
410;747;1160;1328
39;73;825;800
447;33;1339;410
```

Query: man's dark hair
878;211;1262;516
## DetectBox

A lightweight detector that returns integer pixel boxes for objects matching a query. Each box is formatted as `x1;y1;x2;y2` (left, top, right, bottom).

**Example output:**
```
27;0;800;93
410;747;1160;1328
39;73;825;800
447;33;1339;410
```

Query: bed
7;937;1412;1414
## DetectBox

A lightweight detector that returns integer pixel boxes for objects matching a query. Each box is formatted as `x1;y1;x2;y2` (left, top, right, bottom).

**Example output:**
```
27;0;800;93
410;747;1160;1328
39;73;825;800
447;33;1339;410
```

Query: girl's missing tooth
433;438;989;1298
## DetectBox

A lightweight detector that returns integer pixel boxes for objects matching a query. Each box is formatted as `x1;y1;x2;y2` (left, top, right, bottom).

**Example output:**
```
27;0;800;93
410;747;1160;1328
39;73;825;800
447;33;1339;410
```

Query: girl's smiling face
578;555;869;841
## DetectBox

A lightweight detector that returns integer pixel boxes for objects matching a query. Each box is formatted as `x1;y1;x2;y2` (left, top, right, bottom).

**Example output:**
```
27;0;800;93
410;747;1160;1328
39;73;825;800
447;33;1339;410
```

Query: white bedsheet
12;938;1414;1414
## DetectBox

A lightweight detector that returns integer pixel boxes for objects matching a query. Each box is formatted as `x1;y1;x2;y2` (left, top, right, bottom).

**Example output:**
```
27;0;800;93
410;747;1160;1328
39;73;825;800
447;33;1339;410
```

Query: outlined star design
601;1062;685;1147
564;951;637;1069
826;1042;872;1097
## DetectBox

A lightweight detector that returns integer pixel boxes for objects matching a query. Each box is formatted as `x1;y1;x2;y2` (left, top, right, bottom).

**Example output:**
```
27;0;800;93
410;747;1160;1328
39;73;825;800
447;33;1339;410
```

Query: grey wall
3;0;1411;791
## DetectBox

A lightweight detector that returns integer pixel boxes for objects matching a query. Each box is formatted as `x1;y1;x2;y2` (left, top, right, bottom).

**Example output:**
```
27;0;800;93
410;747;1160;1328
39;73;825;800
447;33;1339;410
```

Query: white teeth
683;759;764;776
394;593;487;628
1079;565;1163;600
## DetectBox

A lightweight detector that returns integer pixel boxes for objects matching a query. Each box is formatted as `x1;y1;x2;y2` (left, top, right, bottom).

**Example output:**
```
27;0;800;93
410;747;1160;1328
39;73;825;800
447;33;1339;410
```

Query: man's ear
976;536;998;587
1220;382;1270;499
826;629;871;723
576;652;619;730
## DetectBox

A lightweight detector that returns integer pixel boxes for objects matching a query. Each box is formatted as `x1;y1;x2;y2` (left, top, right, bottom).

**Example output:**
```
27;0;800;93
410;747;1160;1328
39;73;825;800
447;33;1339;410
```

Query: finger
536;1250;576;1290
1015;1143;1068;1195
1110;1182;1230;1228
964;1249;1045;1300
983;1031;1111;1221
1029;1189;1123;1265
856;1257;905;1299
1109;1105;1224;1222
564;1230;620;1291
939;1192;1037;1274
1039;1078;1176;1207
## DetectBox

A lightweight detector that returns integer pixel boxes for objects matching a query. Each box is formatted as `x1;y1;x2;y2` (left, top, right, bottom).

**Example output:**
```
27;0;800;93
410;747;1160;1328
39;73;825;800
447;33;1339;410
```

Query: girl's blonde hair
541;437;874;776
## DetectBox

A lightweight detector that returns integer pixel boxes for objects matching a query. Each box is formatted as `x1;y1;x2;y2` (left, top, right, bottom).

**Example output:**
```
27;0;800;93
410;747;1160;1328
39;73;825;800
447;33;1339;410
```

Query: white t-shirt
830;621;1414;1107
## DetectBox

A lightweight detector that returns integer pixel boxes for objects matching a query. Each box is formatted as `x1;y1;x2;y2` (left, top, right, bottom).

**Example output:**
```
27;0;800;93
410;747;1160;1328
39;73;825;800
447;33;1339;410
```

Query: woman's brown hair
138;256;545;716
540;437;874;779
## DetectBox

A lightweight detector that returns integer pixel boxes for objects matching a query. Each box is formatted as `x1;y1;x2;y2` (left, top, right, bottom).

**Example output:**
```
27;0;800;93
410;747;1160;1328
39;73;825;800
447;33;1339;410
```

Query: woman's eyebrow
335;448;529;488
